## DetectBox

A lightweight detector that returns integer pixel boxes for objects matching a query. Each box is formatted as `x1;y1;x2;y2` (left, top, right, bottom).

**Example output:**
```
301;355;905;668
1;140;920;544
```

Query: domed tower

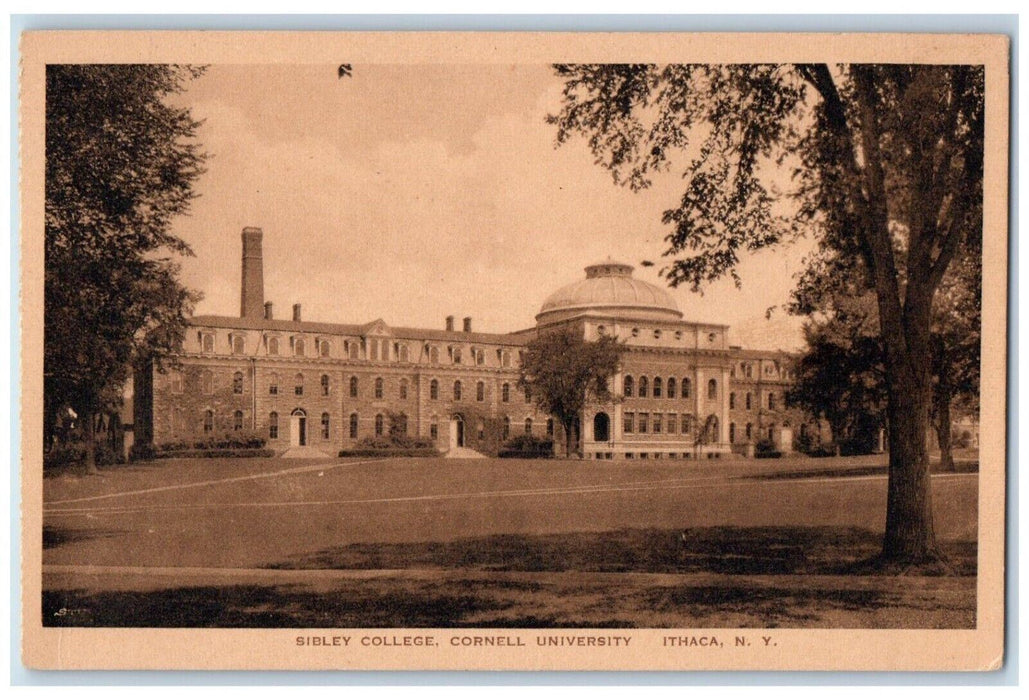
535;259;683;327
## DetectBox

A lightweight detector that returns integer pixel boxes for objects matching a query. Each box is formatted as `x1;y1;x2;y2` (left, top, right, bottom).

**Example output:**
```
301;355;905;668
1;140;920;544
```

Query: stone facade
137;228;815;458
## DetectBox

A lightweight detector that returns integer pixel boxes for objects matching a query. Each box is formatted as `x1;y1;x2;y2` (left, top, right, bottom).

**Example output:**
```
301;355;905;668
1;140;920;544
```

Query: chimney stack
293;304;302;322
463;317;472;333
240;227;265;319
264;302;273;320
445;315;455;332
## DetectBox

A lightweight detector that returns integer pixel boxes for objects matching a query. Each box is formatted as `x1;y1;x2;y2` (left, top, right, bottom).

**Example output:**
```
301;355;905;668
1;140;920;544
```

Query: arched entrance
290;408;307;447
593;412;610;442
449;414;465;449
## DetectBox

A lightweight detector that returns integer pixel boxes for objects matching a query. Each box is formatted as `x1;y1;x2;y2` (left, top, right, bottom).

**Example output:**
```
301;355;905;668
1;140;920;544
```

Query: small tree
518;325;622;459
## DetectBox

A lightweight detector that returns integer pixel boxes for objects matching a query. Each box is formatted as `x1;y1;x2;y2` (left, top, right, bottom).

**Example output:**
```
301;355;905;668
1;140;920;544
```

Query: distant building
134;228;812;459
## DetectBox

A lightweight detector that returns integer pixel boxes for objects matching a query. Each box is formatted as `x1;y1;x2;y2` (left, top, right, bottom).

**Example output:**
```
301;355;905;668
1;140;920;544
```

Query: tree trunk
82;407;99;475
935;392;955;472
563;419;575;460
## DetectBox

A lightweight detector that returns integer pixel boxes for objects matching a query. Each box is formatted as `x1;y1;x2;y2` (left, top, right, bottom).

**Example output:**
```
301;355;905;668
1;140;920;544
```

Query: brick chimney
463;317;472;333
240;227;265;319
293;303;302;322
264;302;273;320
445;315;455;332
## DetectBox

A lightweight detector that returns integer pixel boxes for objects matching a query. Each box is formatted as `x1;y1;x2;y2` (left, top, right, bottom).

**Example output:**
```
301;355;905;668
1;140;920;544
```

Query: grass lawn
42;453;978;628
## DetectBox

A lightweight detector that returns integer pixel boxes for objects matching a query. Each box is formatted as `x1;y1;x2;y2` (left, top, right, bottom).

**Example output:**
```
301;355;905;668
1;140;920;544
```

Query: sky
170;64;812;350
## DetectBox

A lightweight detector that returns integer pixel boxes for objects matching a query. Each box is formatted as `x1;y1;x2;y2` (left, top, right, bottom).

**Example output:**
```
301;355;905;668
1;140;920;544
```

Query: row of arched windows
425;379;531;403
623;375;717;400
191;408;246;434
728;391;776;411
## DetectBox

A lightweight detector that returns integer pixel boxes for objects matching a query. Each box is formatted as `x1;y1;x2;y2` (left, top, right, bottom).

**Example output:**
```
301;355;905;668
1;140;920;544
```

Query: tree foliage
45;64;206;472
518;326;622;458
550;63;984;563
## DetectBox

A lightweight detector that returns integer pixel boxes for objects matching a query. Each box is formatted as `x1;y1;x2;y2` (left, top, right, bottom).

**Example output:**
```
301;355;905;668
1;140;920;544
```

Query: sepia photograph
19;30;1009;671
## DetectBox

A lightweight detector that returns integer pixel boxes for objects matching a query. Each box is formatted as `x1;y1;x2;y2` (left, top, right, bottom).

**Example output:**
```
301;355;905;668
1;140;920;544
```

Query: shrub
498;434;554;459
184;431;266;450
353;435;435;450
338;447;441;458
44;442;124;470
154;448;275;459
754;438;782;459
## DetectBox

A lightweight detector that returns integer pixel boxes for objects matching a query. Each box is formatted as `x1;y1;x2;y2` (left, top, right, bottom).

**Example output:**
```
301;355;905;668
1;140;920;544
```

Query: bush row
498;434;554;459
338;447;441;458
155;431;266;451
353;435;436;450
44;443;124;470
129;443;274;461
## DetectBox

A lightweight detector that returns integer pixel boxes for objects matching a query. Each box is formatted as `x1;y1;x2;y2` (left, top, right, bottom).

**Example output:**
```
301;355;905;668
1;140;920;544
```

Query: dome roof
536;259;683;324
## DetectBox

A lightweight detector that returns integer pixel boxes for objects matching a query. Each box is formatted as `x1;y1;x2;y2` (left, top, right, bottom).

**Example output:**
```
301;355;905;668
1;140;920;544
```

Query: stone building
134;227;813;459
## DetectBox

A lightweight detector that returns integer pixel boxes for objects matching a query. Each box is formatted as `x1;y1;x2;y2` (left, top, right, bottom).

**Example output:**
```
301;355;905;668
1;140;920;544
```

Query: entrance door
290;410;307;447
593;412;610;442
449;416;465;449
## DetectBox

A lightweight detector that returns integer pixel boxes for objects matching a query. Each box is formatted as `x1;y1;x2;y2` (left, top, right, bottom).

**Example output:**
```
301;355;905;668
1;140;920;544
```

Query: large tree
518;325;622;458
45;64;206;472
549;64;983;564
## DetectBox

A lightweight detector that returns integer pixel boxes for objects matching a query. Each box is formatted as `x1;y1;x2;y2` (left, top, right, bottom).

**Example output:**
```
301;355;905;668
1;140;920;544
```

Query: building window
623;375;634;397
452;346;463;364
321;413;330;440
638;413;649;434
430;379;439;400
729;392;736;409
294;337;305;357
474;348;485;366
321;374;330;396
232;335;245;355
348;342;360;360
203;409;214;434
638;376;648;398
429;346;439;364
368;338;379;361
653;377;663;398
201;333;215;353
202;370;214;395
500;350;511;367
667;413;677;434
267;336;279;355
746;363;754;378
768;392;777;410
233;371;244;395
524;417;533;435
169;370;183;394
674;330;683;340
653;413;662;433
596;325;605;336
524;386;532;403
547;418;555;436
502;416;511;440
682;378;691;399
398;344;410;362
269;411;278;439
501;383;510;403
350;376;359;397
667;377;676;399
399;379;409;400
349;413;359;439
294;373;304;396
631;328;640;337
746;392;752;410
623;412;634;434
233;410;244;431
681;415;692;434
319;340;331;358
653;329;662;339
430;416;439;440
746;422;753;440
453;380;462;401
707;378;717;400
395;413;408;436
476;381;485;402
374;377;384;399
375;414;384;436
730;422;737;443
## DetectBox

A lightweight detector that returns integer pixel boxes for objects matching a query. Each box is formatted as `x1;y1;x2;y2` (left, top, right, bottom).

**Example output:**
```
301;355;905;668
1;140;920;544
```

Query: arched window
730;422;737;443
234;410;244;431
452;346;463;364
369;338;380;361
348;342;360;360
638;376;648;398
707;378;717;400
350;376;359;398
321;374;330;396
169;370;183;394
429;346;439;364
476;381;485;402
399;378;409;400
319;340;331;358
429;379;439;400
430;415;439;440
623;375;634;397
729;392;736;409
374;377;384;399
667;413;677;434
475;348;485;366
268;372;279;395
233;371;244;394
502;383;510;402
321;412;330;440
202;370;214;395
232;335;245;355
398;344;409;362
547;418;554;436
500;350;511;368
745;392;752;410
653;377;663;398
667;377;676;399
682;378;691;399
374;414;384;436
294;373;304;396
267;336;279;356
294;337;305;357
768;392;777;410
201;333;215;353
349;412;359;439
524;417;533;435
453;380;462;401
269;412;279;439
502;416;511;440
746;422;753;440
203;409;214;434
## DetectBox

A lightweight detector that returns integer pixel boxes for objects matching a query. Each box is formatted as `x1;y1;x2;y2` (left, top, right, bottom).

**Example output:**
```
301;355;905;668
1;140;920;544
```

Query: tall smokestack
445;315;455;332
293;303;302;322
463;317;472;333
264;302;273;320
240;227;265;319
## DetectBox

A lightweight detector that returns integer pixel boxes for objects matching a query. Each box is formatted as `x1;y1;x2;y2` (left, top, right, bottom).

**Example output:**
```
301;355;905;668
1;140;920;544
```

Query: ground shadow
43;525;125;550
